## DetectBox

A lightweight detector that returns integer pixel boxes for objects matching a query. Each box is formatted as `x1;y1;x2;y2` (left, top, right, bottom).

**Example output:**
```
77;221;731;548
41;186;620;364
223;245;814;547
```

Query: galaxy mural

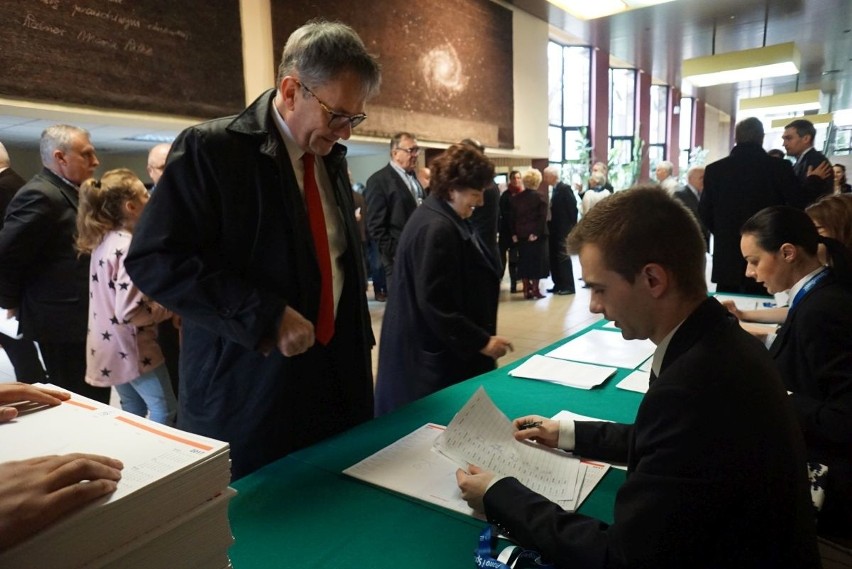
271;0;514;149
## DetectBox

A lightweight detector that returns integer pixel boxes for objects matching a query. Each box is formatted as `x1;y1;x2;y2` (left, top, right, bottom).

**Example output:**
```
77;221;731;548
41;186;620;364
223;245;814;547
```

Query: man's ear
279;76;299;112
642;263;669;298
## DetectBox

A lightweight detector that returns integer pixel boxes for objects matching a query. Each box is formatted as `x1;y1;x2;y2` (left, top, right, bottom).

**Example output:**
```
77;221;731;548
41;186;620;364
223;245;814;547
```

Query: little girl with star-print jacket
76;168;177;425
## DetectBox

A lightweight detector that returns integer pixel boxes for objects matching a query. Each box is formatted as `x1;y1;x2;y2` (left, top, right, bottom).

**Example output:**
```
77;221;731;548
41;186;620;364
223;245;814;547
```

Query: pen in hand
517;421;542;430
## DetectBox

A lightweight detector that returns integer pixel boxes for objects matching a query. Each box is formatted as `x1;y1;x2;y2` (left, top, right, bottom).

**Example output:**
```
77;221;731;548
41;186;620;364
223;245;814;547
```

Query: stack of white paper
509;354;617;389
546;329;655;370
344;388;609;517
0;385;234;569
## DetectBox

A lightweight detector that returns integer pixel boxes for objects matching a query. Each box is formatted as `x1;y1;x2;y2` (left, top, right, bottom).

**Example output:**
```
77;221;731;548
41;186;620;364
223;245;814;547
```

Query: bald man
146;143;171;190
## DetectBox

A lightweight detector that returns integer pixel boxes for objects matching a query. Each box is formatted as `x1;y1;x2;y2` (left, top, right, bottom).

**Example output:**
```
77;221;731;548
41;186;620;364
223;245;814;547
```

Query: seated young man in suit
456;186;819;568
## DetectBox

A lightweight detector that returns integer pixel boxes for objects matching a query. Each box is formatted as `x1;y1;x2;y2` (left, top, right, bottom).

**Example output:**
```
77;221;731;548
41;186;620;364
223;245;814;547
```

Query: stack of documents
344;388;609;517
0;385;234;569
509;354;617;389
545;329;655;370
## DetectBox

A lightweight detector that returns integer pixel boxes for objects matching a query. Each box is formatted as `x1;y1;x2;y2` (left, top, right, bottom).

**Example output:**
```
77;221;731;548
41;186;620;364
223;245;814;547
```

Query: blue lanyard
789;269;829;311
475;525;555;569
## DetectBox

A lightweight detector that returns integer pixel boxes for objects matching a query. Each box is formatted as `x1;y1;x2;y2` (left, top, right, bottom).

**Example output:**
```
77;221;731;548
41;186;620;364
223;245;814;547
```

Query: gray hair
39;124;90;166
277;20;381;98
543;165;560;179
0;142;10;168
656;160;674;175
735;117;764;145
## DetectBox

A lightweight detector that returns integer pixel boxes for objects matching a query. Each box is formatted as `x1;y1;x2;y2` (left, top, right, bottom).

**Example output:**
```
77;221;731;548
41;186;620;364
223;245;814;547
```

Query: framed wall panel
271;0;514;148
0;1;245;118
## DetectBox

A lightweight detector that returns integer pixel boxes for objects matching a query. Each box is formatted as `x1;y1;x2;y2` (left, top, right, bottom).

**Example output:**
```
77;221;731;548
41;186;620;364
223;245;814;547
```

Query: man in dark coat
125;21;380;480
0;126;106;402
543;166;577;295
0;142;47;384
364;132;423;287
457;187;820;568
699;117;801;295
462;139;500;263
673;164;710;250
782;118;833;205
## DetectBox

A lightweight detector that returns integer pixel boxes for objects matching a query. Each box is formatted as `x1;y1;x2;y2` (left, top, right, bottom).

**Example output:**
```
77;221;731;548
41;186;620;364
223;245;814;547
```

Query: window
547;41;591;182
648;85;668;173
608;68;637;188
679;97;694;174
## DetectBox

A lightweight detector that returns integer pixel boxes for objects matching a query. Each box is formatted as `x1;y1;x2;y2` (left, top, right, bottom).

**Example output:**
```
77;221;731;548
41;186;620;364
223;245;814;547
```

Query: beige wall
702;103;733;164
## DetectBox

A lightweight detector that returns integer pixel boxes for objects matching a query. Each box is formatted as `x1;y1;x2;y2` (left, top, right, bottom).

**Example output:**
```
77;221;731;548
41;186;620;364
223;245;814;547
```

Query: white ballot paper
345;389;611;517
546;329;655;370
434;387;583;506
509;354;617;390
616;370;651;394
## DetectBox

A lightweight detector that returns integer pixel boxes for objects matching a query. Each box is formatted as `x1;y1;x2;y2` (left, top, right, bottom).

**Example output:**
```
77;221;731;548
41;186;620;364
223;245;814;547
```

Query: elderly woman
511;169;549;299
740;205;852;540
374;144;514;416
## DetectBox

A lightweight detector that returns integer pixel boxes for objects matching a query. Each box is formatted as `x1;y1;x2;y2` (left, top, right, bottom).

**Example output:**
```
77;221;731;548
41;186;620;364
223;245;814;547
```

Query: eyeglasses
394;146;420;155
297;80;367;130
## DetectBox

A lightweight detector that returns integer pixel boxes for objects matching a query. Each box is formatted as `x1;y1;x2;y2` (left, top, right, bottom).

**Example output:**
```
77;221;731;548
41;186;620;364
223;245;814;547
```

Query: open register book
344;387;609;519
0;384;234;569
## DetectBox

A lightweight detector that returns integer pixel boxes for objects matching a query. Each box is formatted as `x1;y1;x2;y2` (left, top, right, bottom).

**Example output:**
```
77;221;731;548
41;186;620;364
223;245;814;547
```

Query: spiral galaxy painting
272;0;514;148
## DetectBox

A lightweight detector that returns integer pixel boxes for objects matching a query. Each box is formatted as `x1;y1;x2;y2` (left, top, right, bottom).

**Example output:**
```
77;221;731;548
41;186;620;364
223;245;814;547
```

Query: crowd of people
0;18;850;564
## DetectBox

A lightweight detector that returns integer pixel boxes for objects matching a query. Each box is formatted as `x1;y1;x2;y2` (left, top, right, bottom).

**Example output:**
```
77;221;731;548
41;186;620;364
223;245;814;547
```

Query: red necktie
302;153;334;345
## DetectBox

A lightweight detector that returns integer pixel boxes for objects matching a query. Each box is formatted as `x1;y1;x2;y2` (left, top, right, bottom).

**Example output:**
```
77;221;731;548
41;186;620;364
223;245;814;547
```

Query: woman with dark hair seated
740;205;852;542
374;144;514;416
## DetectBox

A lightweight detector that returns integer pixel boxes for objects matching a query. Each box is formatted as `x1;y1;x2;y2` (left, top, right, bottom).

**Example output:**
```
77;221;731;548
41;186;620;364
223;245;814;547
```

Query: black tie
648;370;658;385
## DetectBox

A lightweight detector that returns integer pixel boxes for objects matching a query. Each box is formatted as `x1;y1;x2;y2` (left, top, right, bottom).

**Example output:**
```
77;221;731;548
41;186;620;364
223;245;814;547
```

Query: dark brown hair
428;144;494;201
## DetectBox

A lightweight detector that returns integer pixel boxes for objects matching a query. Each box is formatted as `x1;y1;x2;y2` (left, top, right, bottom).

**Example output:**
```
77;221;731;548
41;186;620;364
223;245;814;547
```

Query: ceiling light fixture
770;113;833;129
682;42;800;88
546;0;677;21
739;89;822;116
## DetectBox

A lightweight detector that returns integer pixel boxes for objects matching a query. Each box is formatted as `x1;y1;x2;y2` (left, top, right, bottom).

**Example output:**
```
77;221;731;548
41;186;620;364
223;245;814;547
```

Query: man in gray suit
364;132;424;286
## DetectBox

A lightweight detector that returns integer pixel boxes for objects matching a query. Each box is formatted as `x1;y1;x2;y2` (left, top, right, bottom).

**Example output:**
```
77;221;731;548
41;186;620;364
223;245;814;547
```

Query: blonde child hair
76;168;146;255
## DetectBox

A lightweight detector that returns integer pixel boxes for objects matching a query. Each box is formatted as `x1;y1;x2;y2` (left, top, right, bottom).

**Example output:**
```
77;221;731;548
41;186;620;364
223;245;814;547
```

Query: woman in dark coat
498;171;522;292
511;169;549;299
374;144;514;416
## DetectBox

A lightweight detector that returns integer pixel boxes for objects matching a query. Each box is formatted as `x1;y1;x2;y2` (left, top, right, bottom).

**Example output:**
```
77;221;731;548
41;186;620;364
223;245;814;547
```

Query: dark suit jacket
498;188;517;250
125;89;373;480
0;168;89;343
699;143;802;287
0;168;26;229
469;183;500;261
770;271;852;537
511;189;547;240
484;298;819;568
364;163;418;269
374;195;501;416
793;147;833;206
548;181;578;242
673;184;710;250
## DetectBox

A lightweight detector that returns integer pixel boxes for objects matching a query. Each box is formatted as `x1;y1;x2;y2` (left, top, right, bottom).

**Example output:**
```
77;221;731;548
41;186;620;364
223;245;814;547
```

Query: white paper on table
509;354;617;390
343;424;481;519
546;329;655;370
0;314;21;339
637;356;653;372
713;294;777;311
551;410;627;471
434;387;581;503
616;370;650;394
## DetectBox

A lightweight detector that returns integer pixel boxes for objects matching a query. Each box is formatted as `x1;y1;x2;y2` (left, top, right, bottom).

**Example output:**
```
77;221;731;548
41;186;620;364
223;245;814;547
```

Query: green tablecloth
229;318;644;568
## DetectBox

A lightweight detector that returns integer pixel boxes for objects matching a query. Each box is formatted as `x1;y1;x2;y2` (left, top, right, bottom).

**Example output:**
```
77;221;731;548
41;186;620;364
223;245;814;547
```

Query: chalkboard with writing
0;0;245;119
